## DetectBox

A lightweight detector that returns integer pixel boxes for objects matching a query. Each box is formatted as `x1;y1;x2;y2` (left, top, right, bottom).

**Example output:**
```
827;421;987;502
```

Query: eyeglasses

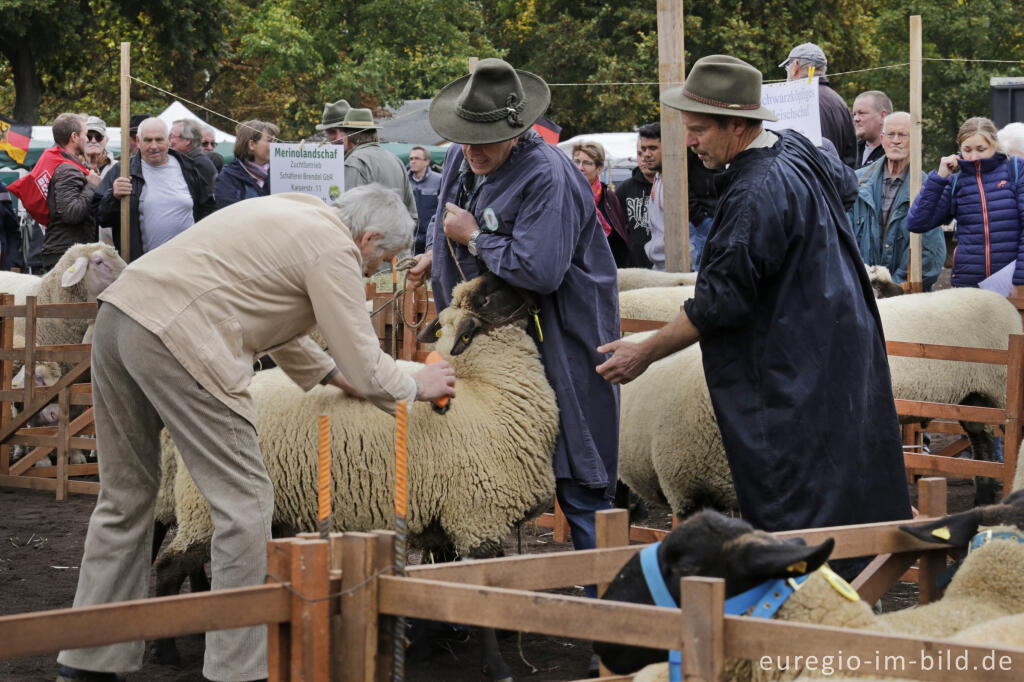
86;132;104;142
201;140;216;149
883;131;910;141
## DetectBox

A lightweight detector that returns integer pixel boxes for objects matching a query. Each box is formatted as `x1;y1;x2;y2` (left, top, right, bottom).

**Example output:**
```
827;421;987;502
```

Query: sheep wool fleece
165;299;559;558
683;130;912;534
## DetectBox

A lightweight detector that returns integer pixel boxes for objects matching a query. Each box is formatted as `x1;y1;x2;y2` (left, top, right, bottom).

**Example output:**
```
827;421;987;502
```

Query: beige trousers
57;303;273;681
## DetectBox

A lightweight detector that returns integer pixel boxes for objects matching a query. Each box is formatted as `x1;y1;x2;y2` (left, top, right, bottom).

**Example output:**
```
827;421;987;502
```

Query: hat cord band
456;94;526;128
681;88;760;111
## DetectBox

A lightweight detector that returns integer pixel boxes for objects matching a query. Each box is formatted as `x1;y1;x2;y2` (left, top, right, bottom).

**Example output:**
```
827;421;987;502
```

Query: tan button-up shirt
100;192;417;425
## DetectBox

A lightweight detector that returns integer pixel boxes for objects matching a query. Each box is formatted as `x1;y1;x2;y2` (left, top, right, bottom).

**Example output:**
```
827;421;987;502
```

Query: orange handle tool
425;351;452;414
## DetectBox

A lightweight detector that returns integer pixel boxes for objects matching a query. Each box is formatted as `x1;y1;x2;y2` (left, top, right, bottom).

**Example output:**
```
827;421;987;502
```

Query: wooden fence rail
3;480;1022;681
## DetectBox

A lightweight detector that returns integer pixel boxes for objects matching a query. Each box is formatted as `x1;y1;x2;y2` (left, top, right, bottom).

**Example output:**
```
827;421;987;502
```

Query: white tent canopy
27;101;236;153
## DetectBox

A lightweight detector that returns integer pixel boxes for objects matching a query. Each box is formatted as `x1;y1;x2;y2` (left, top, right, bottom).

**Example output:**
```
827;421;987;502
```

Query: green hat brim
661;87;778;123
315;119;346;131
429;70;551;145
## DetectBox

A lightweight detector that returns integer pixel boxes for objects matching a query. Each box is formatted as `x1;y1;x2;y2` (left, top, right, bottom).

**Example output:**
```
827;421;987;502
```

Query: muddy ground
0;469;979;682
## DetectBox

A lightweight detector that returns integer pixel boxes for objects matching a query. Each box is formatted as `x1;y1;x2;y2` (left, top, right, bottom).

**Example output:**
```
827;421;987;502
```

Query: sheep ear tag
61;256;90;287
417;317;442;344
932;527;952;541
818;564;860;602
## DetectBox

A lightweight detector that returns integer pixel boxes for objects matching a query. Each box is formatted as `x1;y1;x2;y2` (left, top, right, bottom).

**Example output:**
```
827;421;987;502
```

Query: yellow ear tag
786;561;807;574
533;312;543;343
932;527;952;541
819;564;859;602
807;65;815;84
435;329;442;339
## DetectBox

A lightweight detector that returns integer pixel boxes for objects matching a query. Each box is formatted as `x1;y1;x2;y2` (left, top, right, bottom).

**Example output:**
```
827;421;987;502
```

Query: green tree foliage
1;0;1022;154
845;0;1024;167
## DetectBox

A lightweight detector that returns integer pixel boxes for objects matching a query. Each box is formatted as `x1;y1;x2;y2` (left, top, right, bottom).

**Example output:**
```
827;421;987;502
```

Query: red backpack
8;146;89;227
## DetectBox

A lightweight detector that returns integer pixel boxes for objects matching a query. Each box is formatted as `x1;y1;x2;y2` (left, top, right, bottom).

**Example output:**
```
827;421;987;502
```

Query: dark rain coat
682;130;911;533
427;132;621;497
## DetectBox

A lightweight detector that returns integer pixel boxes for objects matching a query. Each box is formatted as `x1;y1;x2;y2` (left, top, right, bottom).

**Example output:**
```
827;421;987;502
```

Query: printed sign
761;77;822;146
269;143;345;203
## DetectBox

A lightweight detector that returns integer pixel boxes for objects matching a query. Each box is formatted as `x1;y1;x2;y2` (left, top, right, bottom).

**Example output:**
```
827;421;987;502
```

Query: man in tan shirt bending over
56;184;454;682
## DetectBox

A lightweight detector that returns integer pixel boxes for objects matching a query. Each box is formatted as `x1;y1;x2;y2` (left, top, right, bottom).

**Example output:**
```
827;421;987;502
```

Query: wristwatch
467;229;482;256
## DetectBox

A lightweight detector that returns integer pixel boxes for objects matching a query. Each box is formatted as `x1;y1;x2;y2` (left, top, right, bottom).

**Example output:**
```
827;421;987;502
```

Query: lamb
152;272;559;679
601;491;1024;681
617;267;698;292
618;285;695;323
617;287;1023;517
0;242;126;346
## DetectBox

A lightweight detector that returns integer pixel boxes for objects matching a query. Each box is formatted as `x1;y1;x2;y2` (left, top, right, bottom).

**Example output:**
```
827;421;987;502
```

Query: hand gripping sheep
153;272;558;681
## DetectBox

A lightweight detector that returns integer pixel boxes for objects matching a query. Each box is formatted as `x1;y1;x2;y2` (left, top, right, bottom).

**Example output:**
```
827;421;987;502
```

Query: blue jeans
690;216;713;268
556;479;612;598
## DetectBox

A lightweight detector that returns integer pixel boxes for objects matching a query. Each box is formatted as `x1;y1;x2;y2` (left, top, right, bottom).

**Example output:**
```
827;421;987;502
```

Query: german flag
1;114;32;165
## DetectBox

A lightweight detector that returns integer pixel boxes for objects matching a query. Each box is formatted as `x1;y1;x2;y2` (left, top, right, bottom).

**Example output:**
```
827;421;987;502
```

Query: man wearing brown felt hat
598;55;912;577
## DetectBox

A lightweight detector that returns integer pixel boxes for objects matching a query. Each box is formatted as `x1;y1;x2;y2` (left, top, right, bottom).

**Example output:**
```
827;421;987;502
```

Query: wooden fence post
371;530;397;682
681;576;725;682
1003;334;1024;492
289;539;330;681
340;532;380;682
267;539;293;682
595;508;630;678
0;294;12;475
916;477;948;605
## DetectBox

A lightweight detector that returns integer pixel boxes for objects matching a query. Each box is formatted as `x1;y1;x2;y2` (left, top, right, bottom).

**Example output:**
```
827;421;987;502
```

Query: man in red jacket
41;114;101;270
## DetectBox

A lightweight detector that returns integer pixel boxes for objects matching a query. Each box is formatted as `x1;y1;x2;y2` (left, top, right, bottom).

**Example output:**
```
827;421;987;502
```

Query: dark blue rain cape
426;132;621;497
683;130;912;533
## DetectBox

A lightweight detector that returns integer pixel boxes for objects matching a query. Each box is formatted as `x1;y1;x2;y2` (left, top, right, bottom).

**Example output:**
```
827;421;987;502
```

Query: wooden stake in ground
657;0;690;272
119;42;131;262
317;414;330;539
908;15;923;291
392;400;409;682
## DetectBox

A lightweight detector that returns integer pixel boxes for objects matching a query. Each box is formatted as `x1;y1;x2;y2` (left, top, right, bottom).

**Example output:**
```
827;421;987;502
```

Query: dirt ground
1;468;981;682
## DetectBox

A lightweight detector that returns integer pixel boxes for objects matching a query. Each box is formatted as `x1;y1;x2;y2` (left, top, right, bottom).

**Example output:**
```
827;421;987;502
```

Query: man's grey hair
173;119;203;149
794;59;827;75
856;90;893;115
998;122;1024;158
332;183;414;253
138;117;169;137
882;111;911;133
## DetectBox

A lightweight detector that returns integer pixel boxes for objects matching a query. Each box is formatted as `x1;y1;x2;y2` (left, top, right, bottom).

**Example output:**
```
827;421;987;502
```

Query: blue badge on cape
483;207;500;231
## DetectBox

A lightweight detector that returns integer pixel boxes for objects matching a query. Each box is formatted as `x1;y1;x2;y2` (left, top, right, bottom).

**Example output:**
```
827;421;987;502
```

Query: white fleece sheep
618;287;1024;515
156;274;559;580
618;286;695;323
617;268;698;292
0;242;126;346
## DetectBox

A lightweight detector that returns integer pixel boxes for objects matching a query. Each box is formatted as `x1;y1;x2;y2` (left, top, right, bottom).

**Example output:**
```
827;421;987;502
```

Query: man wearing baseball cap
597;55;911;569
406;59;620;591
780;42;858;168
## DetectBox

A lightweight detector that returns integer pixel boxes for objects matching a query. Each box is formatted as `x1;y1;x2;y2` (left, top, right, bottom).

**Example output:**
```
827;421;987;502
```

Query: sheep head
418;272;536;355
866;264;905;299
596;509;835;674
900;489;1024;546
53;243;127;300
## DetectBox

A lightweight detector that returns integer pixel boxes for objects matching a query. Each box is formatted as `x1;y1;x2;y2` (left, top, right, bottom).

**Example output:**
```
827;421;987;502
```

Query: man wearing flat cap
597;55;911;569
317;101;417;222
781;42;858;168
407;59;620;576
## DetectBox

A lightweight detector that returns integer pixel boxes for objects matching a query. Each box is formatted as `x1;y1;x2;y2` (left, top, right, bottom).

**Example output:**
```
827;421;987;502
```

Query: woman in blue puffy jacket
907;117;1024;287
214;120;278;210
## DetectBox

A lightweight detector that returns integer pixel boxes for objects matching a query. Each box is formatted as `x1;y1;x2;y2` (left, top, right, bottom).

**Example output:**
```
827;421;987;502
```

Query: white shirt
140;155;195;253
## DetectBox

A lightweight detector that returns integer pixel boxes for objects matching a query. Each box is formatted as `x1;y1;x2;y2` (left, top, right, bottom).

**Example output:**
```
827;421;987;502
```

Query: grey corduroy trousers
57;303;273;682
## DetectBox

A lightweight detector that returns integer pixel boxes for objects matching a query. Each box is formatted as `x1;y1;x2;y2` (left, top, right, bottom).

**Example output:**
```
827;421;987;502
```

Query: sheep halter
317;414;331;538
